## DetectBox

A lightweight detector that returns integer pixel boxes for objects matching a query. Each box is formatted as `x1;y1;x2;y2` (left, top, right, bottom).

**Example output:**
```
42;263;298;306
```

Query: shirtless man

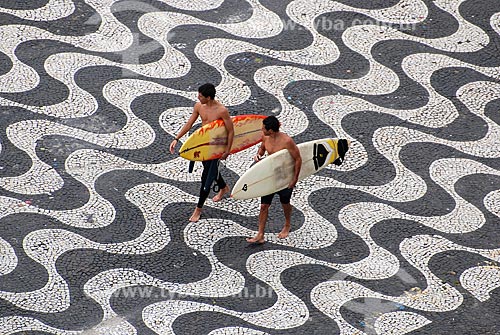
169;83;234;222
246;115;302;244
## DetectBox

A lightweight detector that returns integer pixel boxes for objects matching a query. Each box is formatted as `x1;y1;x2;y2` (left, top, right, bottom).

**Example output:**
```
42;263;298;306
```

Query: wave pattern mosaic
0;0;499;334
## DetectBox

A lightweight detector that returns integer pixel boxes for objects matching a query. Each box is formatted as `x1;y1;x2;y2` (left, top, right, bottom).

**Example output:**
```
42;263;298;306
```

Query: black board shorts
261;188;293;205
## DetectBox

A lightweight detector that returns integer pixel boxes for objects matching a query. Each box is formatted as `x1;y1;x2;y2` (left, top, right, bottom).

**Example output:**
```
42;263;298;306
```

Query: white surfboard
231;138;349;200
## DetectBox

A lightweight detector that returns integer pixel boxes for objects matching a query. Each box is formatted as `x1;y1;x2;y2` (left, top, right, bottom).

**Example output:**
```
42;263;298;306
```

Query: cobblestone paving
0;1;500;334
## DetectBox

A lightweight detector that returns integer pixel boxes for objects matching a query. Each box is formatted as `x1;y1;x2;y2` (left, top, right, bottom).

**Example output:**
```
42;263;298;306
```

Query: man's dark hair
198;83;216;99
263;115;280;132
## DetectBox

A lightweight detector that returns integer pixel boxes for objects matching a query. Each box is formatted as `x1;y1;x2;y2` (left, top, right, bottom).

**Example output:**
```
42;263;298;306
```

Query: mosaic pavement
0;0;500;334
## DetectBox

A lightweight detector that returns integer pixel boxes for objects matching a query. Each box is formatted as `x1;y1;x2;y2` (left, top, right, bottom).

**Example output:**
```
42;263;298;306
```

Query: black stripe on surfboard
313;143;329;171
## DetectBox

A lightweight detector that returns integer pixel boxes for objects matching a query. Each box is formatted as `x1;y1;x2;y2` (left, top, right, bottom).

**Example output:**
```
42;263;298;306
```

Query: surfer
169;83;234;222
247;115;302;244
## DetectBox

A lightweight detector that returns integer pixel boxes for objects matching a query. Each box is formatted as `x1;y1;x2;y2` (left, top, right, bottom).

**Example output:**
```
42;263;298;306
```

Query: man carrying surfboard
169;83;234;222
246;115;302;244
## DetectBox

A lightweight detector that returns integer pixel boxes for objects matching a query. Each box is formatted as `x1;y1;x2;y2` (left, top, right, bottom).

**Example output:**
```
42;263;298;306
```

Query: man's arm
287;139;302;189
254;137;266;162
220;108;234;160
169;104;200;154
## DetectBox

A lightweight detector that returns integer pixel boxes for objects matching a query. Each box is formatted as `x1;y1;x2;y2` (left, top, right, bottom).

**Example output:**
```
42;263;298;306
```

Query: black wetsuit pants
197;159;226;208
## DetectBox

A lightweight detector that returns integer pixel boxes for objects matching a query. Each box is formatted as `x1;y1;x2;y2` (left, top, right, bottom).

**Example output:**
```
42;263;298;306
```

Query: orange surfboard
179;114;266;161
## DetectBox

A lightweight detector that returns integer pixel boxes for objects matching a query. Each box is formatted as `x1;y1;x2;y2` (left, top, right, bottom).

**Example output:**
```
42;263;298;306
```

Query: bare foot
277;225;290;239
189;207;202;222
212;185;230;202
246;236;265;244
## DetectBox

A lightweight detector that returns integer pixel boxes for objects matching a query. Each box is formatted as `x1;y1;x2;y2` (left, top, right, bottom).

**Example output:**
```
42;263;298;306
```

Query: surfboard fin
332;139;349;166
